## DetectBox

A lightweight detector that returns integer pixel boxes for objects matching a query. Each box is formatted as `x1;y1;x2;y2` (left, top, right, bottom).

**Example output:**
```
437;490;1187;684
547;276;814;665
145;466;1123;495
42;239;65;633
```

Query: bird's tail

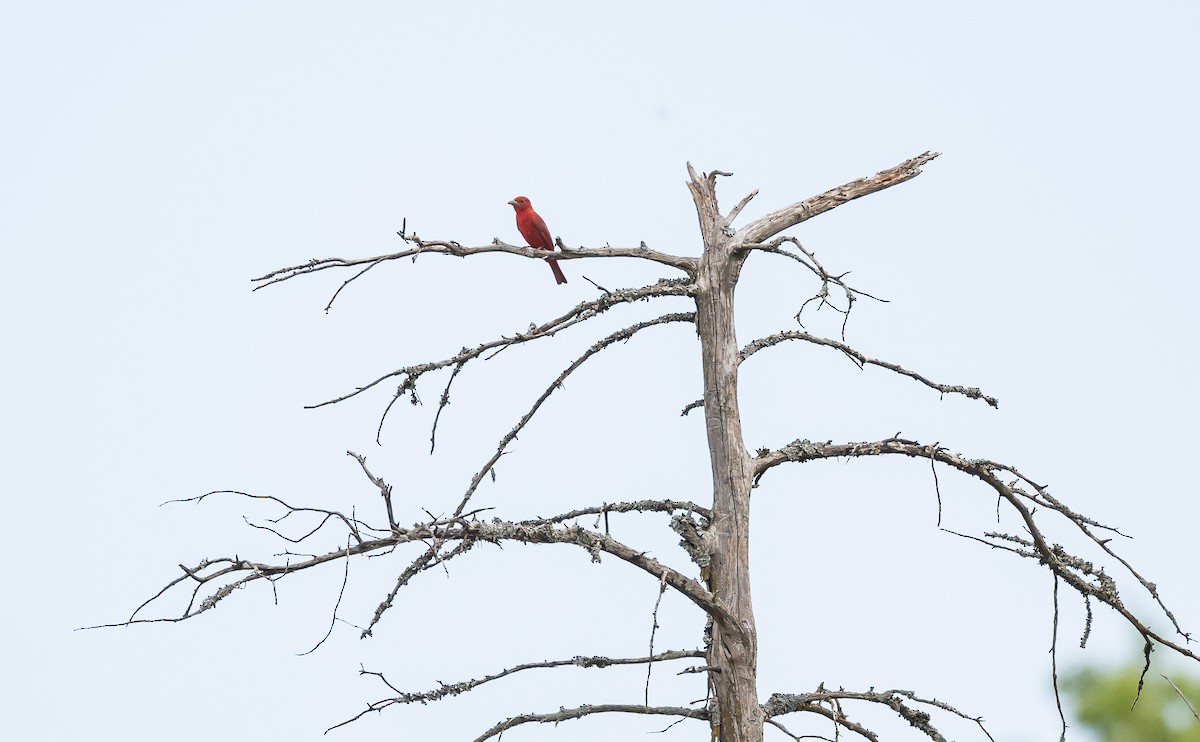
548;258;567;285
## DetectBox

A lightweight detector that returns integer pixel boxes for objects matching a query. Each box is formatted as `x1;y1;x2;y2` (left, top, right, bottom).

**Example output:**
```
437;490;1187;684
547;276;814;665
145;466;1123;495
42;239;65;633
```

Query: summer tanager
508;196;567;285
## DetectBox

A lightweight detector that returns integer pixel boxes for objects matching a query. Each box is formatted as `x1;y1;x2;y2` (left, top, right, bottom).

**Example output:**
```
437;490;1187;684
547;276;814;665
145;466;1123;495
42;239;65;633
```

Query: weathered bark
688;166;762;742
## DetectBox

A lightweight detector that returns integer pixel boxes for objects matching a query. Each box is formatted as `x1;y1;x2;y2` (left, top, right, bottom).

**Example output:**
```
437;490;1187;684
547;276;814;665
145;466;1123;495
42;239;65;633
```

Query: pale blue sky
3;2;1198;741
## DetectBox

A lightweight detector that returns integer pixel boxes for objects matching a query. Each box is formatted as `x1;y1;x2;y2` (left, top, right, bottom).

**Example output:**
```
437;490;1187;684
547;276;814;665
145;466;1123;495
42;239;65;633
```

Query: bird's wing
518;211;555;251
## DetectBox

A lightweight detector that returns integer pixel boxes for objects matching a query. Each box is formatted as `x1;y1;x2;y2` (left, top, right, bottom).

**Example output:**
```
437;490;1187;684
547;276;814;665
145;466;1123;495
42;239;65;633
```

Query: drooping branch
739;329;999;408
736;152;940;244
329;649;704;731
753;437;1197;663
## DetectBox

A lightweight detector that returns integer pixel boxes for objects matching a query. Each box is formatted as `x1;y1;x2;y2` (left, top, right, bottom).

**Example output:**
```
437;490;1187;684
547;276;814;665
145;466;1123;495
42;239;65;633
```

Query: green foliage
1064;664;1200;742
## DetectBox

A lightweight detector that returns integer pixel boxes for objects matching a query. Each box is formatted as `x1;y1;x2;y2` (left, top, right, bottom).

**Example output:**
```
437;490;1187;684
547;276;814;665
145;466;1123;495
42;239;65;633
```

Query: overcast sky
4;2;1198;741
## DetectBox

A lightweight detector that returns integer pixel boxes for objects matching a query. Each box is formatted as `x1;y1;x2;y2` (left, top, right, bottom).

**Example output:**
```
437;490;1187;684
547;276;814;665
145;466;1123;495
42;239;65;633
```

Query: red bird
508;196;567;285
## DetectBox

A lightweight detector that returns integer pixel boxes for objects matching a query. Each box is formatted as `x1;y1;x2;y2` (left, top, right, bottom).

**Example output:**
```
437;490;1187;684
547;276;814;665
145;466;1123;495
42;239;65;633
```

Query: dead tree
100;153;1198;742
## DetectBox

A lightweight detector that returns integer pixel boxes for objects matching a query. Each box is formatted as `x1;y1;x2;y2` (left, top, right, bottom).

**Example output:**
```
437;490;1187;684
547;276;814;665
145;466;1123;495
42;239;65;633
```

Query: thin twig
646;570;670;706
1162;674;1200;721
298;536;353;656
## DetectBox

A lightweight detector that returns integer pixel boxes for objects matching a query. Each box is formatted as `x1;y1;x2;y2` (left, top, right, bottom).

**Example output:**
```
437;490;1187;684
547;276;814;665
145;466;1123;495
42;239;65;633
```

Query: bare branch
472;704;708;742
743;236;885;337
519;499;712;526
361;537;475;638
451;312;696;517
470;520;728;624
726;189;759;226
765;687;994;742
739;329;998;408
322;257;385;311
646;571;670;705
1162;674;1200;721
429;360;465;454
765;695;879;741
753;437;1198;664
347;451;398;533
328;650;704;731
165;489;380;543
252;229;696;292
1051;575;1068;742
765;717;837;742
737;152;940;244
304;277;694;415
94;510;727;635
298;537;352;656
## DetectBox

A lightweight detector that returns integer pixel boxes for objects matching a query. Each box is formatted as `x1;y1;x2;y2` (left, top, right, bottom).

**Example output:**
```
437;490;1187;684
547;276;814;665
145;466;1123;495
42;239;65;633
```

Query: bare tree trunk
690;168;762;742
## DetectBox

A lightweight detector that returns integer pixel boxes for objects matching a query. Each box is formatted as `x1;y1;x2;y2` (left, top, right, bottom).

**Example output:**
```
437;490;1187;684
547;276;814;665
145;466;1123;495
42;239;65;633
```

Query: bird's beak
507;200;517;206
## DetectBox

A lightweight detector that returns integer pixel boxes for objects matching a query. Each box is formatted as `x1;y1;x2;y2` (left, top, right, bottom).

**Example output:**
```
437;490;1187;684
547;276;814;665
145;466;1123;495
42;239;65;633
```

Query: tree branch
328;649;704;732
726;188;759;227
470;520;729;624
739;330;998;408
89;502;727;636
764;687;994;742
519;499;712;526
753;437;1198;664
472;703;708;742
450;312;696;517
252;228;696;294
302;277;694;416
742;235;886;338
737;152;940;245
